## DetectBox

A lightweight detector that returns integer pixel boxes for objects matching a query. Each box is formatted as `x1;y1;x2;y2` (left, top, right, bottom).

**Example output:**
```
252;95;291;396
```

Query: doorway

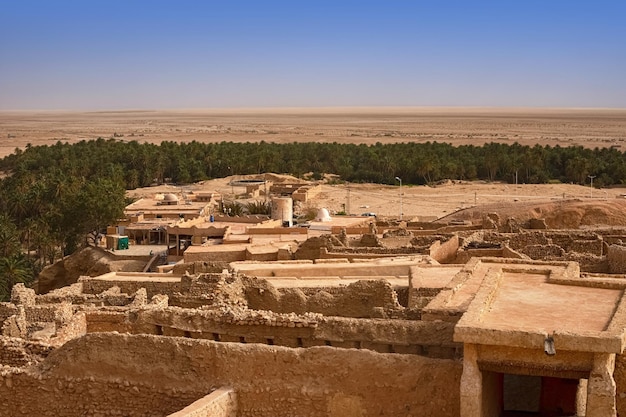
499;373;583;417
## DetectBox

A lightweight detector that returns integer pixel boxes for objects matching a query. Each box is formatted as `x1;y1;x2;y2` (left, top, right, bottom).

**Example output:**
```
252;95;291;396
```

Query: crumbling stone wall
550;233;603;256
608;245;626;274
501;245;528;260
80;276;182;299
0;303;18;323
36;283;87;305
294;235;338;260
2;306;28;338
321;247;425;260
562;253;608;273
429;235;460;264
454;248;504;264
2;333;461;417
0;337;52;367
172;261;231;275
181;273;245;304
24;304;71;324
51;311;87;347
86;305;458;358
11;284;35;306
86;310;134;333
508;231;551;249
0;370;207;417
184;247;248;263
520;244;565;259
244;278;402;318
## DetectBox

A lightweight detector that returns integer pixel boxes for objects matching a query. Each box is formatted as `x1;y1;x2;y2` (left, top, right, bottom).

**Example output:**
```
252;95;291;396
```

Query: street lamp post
588;175;596;198
395;177;403;221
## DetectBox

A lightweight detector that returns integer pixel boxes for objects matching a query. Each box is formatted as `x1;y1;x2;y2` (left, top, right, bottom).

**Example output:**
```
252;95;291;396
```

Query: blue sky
1;1;625;110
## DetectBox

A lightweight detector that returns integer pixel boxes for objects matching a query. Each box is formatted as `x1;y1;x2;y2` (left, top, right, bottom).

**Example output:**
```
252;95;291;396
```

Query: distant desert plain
2;107;626;221
1;107;626;159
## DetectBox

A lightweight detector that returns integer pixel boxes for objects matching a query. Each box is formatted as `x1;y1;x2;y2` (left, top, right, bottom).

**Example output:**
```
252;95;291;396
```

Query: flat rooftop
83;272;181;282
482;271;622;333
453;259;626;353
125;197;209;215
308;215;371;230
410;264;463;290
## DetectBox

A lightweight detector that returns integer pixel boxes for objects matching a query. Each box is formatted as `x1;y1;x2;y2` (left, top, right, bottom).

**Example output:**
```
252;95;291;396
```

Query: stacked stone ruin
3;217;626;416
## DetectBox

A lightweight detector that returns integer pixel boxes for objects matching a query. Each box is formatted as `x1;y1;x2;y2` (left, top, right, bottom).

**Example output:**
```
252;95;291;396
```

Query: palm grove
1;138;626;300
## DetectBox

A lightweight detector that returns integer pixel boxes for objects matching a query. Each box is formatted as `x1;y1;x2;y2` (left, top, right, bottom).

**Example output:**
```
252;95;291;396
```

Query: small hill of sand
438;199;626;229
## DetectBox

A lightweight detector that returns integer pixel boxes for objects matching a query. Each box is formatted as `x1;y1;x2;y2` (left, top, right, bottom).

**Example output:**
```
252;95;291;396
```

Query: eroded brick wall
80;278;182;299
85;307;459;359
0;333;461;417
0;373;205;417
608;245;626;273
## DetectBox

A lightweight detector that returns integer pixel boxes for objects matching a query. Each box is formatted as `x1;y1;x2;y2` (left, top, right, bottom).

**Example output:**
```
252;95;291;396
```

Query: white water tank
271;197;293;227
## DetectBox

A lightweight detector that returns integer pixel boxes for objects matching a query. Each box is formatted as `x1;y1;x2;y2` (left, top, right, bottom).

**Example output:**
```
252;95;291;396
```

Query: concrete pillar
460;343;483;417
586;353;617;417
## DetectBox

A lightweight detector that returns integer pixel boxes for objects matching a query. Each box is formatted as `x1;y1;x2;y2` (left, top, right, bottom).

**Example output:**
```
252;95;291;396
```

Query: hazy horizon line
2;105;626;114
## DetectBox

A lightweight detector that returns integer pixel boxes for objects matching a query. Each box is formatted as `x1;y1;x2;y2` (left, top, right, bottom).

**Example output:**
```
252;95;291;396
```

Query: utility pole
588;175;596;198
346;184;351;215
395;177;403;221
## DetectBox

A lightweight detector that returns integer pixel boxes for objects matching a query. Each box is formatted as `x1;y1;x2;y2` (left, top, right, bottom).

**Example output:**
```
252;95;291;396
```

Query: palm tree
245;201;271;215
0;256;32;301
0;215;20;259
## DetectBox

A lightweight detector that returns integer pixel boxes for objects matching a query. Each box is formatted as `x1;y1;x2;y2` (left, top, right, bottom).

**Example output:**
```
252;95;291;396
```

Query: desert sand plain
2;107;626;158
3;107;626;221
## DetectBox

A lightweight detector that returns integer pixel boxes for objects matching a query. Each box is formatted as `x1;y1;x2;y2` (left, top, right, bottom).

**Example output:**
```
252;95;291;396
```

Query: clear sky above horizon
1;0;625;110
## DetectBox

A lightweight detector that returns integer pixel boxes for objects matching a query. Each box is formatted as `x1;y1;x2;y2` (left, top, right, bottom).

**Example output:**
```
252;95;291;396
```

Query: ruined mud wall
79;273;248;309
85;307;458;358
608;245;626;274
0;337;52;367
454;248;504;264
550;234;603;256
0;304;18;323
507;232;550;249
0;369;206;417
244;279;402;318
52;312;87;346
562;253;608;273
184;248;248;263
236;261;413;279
321;247;425;260
1;333;461;417
429;235;460;264
80;276;182;299
520;244;565;259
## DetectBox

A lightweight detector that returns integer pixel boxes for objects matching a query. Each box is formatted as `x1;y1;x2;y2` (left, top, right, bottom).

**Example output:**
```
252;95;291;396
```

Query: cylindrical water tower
271;197;293;227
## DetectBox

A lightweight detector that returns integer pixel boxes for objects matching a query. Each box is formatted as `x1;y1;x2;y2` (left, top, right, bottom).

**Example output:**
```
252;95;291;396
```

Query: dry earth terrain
3;107;626;223
130;175;626;226
1;107;626;159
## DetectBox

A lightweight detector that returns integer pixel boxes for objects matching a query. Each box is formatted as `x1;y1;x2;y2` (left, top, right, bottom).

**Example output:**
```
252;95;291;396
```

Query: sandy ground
4;107;626;222
128;175;626;221
1;107;626;158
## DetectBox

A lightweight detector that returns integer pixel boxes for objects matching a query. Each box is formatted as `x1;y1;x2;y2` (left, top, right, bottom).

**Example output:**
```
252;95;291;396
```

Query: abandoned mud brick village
3;170;626;417
4;0;626;414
